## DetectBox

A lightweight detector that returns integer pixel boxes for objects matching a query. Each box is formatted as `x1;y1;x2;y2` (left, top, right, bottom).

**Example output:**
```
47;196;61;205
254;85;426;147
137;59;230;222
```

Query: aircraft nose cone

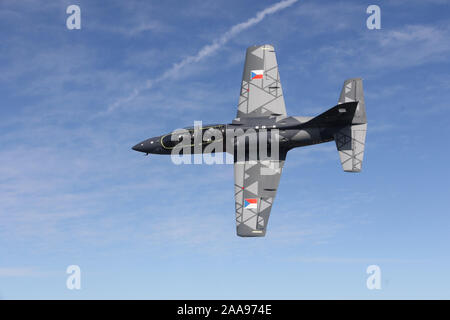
132;142;146;152
132;137;161;154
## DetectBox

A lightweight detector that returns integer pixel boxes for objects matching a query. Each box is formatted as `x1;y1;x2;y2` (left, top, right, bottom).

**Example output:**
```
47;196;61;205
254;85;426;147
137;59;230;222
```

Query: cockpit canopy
160;124;225;149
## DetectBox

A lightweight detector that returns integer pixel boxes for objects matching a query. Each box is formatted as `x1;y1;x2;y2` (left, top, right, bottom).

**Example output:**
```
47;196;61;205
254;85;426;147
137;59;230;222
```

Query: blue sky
1;0;450;299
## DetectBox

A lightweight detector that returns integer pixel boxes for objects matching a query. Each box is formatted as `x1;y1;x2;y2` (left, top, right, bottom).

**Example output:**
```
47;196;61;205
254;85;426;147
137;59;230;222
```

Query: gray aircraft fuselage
132;101;359;157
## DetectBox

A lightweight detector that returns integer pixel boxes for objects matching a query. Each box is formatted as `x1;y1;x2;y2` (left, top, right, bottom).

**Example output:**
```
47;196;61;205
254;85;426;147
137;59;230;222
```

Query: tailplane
334;78;367;172
338;78;366;124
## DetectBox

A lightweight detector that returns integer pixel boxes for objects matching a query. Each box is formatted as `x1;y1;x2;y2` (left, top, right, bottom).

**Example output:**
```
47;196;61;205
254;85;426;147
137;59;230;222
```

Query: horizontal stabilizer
334;78;367;172
334;124;367;172
338;78;366;125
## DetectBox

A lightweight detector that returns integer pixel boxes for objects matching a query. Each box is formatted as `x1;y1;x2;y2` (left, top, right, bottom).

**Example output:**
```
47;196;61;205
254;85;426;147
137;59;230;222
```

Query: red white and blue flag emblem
250;70;264;80
244;198;258;209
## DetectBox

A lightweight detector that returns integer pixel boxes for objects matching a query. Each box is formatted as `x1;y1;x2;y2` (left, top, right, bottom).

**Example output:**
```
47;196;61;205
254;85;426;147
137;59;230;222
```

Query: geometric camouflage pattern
132;45;368;237
234;44;287;236
334;123;367;172
234;159;285;237
337;78;366;124
334;78;368;172
236;45;287;118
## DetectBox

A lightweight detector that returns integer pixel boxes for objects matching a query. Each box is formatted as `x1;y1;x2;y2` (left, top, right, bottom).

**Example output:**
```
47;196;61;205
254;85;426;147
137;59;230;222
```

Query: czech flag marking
250;70;264;80
244;198;258;209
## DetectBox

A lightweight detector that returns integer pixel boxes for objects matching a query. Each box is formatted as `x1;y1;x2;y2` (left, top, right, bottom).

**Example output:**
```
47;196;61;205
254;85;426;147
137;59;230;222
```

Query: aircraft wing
237;45;287;118
234;158;285;237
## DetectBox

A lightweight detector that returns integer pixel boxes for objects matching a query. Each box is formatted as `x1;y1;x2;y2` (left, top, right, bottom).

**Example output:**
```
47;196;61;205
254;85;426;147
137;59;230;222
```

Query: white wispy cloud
314;23;450;76
94;21;170;37
105;0;299;114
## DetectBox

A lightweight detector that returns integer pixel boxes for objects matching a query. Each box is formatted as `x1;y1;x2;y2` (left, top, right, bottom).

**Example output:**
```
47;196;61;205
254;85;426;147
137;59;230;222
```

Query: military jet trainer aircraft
132;44;367;237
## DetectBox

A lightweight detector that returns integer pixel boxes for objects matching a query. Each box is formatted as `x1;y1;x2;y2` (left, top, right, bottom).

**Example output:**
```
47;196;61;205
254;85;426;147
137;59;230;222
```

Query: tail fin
302;101;359;128
335;78;367;172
